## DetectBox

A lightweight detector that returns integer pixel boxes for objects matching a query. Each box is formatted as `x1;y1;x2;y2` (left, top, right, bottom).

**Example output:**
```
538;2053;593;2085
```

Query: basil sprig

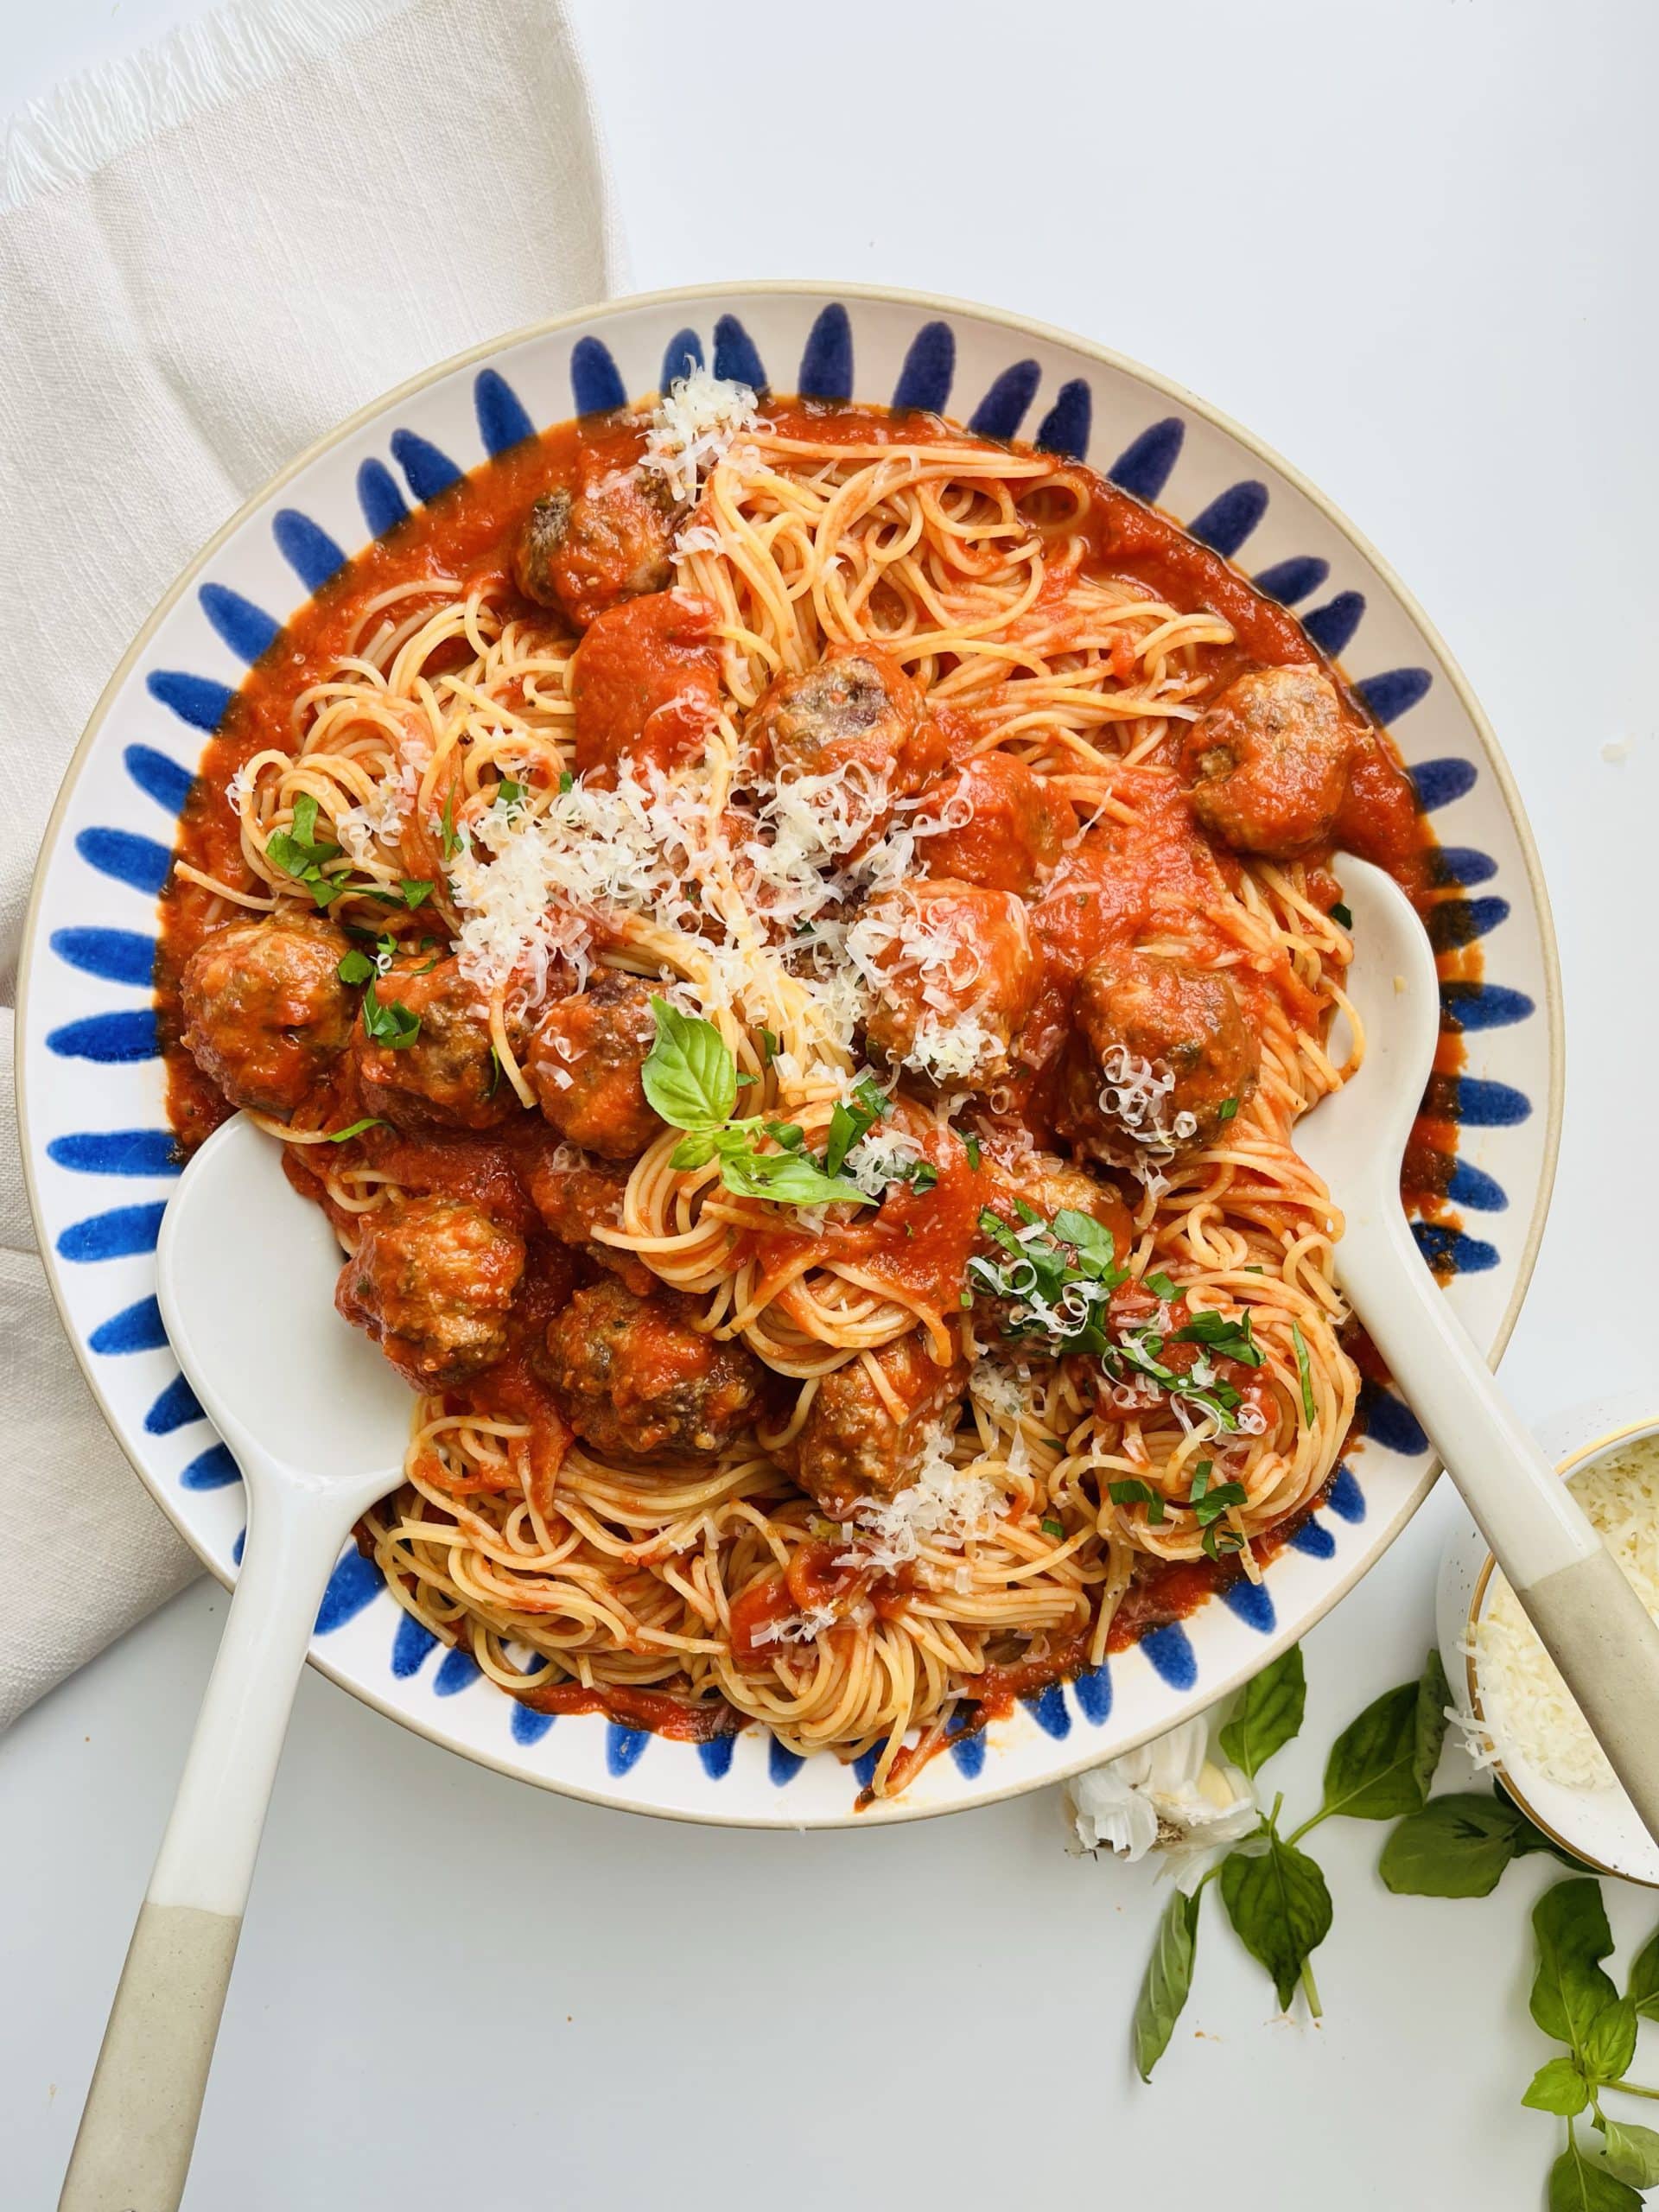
267;794;433;911
642;1000;878;1209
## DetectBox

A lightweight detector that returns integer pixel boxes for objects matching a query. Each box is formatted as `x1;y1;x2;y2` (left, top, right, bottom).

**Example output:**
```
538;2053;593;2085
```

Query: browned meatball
1181;665;1353;858
1055;949;1259;1160
999;1151;1133;1262
512;452;682;629
747;645;945;842
336;1195;524;1386
918;753;1073;893
540;1278;764;1461
181;915;354;1116
525;972;662;1159
784;1333;969;1520
855;878;1040;1089
528;1148;656;1296
353;957;522;1133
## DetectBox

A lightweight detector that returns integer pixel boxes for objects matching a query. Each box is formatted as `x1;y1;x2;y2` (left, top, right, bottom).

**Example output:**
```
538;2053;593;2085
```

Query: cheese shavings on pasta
640;365;759;505
840;1424;1004;1577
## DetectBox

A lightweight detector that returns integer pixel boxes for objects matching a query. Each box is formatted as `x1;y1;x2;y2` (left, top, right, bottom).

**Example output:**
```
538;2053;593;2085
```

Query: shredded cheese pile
1475;1435;1659;1790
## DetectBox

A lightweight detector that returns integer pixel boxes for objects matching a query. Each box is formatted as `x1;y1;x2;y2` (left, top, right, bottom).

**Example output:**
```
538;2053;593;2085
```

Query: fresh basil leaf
1219;1831;1332;2013
337;949;375;985
1626;1927;1659;2019
1052;1209;1119;1269
1414;1649;1452;1800
325;1117;387;1143
1531;1880;1620;2060
1320;1683;1426;1824
291;792;320;846
823;1078;887;1176
1219;1644;1306;1782
1291;1321;1316;1426
1217;1096;1239;1122
399;878;434;907
1599;2120;1659;2190
671;1130;719;1170
1522;2057;1592;2117
902;1160;940;1193
1549;2137;1642;2212
1378;1794;1522;1897
1143;1269;1179;1299
1582;1997;1639;2087
643;999;737;1128
1133;1886;1202;2082
715;1147;874;1209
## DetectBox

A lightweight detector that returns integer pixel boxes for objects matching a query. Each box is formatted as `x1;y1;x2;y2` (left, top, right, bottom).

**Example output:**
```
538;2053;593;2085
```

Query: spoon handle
1339;1213;1659;1843
60;1489;353;2212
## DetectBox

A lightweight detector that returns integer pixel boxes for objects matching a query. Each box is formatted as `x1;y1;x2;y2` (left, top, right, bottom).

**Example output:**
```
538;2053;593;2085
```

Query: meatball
570;591;722;780
747;646;945;843
528;1147;656;1296
353;957;521;1133
336;1195;524;1387
526;972;662;1159
1181;665;1353;858
512;452;682;629
540;1278;764;1461
1055;949;1259;1160
1002;1151;1133;1262
784;1333;969;1520
918;753;1072;893
856;879;1040;1089
181;915;354;1117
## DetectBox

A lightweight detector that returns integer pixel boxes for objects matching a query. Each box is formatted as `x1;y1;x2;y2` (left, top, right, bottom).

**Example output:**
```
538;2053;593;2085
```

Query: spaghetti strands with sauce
159;371;1433;1796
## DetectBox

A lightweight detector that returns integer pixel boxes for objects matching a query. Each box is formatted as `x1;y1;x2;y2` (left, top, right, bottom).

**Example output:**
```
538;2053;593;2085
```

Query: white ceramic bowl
1438;1390;1659;1885
16;282;1563;1826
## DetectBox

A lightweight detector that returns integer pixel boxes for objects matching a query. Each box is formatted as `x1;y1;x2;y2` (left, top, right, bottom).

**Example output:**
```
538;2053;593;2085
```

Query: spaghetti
157;370;1437;1796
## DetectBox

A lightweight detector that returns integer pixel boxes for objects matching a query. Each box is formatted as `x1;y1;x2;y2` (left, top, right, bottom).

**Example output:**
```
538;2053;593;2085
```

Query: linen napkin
0;0;625;1727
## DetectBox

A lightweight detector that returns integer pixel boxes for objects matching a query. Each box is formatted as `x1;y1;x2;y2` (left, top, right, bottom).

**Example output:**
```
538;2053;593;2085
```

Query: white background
5;2;1658;2205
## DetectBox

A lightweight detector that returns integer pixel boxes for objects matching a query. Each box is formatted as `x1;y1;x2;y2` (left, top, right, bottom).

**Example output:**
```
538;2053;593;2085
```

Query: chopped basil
963;1135;982;1172
1109;1478;1167;1526
1331;901;1353;930
360;980;420;1048
325;1116;387;1143
496;778;523;809
399;878;433;908
759;1027;779;1065
1217;1096;1239;1122
439;789;461;859
558;769;575;793
1143;1269;1179;1300
824;1073;888;1177
899;1160;939;1194
1040;1517;1065;1539
336;949;375;985
1173;1308;1264;1368
1292;1322;1317;1427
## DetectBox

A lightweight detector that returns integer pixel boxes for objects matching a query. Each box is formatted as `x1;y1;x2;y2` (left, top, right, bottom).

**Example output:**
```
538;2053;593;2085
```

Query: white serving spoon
60;1113;410;2212
1298;855;1659;1841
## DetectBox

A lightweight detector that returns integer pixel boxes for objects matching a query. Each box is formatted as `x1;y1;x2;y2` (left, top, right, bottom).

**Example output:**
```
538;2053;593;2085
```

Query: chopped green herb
486;1045;502;1099
899;1160;939;1194
1041;1517;1066;1539
360;980;421;1049
495;778;523;809
398;878;433;908
336;949;375;986
325;1117;387;1143
439;788;461;860
765;1122;805;1151
558;769;575;794
759;1027;779;1065
1173;1308;1264;1367
1292;1322;1317;1427
1202;1523;1247;1561
1217;1096;1239;1122
1143;1270;1179;1300
1110;1478;1168;1527
823;1074;888;1176
1331;902;1353;931
963;1135;982;1172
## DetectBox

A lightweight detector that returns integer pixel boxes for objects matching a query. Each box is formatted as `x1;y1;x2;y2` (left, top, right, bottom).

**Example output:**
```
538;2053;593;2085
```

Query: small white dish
1437;1389;1659;1885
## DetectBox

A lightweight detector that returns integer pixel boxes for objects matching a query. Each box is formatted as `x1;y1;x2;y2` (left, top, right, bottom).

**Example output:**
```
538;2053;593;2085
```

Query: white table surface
6;3;1658;2205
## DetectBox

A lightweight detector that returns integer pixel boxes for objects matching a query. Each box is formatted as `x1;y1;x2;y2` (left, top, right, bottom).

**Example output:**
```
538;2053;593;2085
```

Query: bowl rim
1465;1414;1659;1885
14;278;1567;1827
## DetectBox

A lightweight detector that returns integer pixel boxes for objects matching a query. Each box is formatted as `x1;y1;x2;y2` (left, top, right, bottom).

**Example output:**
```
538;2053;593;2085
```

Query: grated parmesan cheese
1474;1435;1659;1790
640;365;759;505
839;1423;1004;1577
